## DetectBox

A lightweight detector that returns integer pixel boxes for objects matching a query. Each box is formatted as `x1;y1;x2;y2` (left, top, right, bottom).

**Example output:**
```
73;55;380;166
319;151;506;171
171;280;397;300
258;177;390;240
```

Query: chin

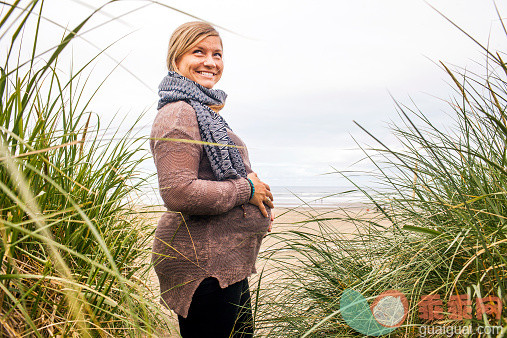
198;81;215;89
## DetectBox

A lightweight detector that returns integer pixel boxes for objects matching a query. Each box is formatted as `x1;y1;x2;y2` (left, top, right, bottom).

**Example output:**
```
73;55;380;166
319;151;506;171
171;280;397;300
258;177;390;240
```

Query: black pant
178;277;254;338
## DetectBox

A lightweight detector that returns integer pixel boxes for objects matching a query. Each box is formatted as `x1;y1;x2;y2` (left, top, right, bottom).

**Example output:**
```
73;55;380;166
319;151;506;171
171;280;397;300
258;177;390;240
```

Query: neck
208;104;224;113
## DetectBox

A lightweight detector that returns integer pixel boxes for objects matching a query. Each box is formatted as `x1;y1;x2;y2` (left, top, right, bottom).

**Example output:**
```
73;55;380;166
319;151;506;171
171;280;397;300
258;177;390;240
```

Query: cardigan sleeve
151;102;252;215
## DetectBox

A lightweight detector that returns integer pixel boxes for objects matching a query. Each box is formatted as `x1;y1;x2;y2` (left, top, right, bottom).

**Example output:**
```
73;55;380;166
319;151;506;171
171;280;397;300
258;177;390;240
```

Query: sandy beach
142;206;385;337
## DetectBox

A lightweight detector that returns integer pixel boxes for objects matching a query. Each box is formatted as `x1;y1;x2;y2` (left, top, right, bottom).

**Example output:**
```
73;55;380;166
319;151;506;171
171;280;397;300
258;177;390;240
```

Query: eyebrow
193;45;222;53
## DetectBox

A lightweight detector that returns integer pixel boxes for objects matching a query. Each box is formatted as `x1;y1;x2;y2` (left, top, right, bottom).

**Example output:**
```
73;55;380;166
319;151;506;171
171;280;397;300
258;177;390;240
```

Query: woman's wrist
246;177;255;200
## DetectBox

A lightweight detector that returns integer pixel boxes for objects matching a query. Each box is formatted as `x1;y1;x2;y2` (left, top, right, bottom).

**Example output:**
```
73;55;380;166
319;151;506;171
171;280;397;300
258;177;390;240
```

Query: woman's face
175;36;223;89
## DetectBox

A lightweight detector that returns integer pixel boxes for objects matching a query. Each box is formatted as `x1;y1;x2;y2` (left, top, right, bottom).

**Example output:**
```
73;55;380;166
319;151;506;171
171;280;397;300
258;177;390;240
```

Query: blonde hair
166;21;222;72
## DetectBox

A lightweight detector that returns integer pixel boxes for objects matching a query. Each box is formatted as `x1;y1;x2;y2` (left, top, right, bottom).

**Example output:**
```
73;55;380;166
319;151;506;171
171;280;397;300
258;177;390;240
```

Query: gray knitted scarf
158;71;247;181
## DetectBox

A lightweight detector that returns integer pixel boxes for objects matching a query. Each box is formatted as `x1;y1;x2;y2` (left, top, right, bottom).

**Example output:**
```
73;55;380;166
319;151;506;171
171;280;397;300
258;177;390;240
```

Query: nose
203;54;216;67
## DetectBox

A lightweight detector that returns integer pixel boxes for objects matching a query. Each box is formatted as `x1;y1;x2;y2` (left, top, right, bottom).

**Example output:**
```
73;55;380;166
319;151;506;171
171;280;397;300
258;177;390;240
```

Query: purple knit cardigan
150;101;271;318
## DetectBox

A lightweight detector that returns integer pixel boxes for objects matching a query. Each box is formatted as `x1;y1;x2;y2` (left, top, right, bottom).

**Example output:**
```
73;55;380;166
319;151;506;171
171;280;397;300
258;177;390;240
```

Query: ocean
269;186;368;208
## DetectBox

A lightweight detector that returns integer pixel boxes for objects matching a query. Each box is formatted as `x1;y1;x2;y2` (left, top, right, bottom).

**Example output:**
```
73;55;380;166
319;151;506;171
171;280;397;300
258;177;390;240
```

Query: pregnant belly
190;203;271;236
205;204;270;265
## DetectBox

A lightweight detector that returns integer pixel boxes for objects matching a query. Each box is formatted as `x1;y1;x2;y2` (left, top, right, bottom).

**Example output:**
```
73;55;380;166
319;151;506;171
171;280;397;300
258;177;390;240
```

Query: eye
192;49;204;55
214;52;222;58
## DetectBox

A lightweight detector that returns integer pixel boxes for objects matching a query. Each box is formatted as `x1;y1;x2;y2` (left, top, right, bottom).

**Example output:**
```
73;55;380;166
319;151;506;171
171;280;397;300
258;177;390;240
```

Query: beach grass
252;8;507;338
0;1;175;336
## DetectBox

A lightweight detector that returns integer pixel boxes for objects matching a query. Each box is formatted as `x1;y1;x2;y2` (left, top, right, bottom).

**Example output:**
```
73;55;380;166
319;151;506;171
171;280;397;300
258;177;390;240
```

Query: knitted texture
150;101;271;318
158;71;248;181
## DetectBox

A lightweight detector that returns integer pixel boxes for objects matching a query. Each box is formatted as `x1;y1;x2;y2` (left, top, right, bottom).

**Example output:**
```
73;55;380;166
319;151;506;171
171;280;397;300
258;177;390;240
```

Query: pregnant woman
150;21;274;338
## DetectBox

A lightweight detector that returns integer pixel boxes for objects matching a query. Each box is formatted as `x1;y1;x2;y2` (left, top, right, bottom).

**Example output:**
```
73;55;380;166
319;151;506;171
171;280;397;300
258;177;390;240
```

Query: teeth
198;71;214;77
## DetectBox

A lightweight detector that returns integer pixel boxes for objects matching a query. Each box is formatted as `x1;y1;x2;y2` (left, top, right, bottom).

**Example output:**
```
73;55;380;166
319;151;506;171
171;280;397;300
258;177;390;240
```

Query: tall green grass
0;1;173;336
254;9;507;338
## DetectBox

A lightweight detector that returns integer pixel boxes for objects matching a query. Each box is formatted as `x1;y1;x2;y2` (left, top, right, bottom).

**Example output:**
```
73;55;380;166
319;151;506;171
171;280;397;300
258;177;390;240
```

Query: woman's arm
152;103;252;215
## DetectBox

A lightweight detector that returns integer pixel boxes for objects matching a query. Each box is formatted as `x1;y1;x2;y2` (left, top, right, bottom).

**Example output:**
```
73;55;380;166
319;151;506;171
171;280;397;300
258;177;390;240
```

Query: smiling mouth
196;71;216;78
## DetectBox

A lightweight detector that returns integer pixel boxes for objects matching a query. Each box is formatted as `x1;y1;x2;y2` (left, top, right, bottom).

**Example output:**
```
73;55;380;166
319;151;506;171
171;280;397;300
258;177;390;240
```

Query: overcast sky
6;0;507;193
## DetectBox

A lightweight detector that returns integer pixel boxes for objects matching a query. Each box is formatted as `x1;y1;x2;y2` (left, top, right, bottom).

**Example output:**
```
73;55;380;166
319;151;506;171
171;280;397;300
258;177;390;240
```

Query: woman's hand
247;172;274;217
